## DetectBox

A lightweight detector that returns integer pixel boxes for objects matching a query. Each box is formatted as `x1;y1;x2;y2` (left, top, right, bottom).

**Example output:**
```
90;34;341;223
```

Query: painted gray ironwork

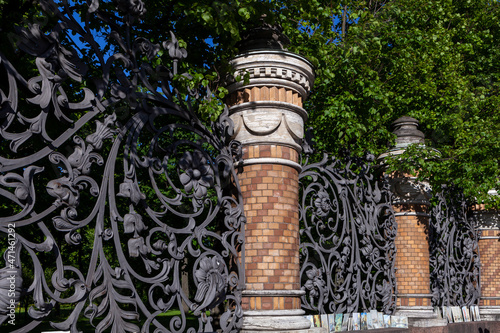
0;1;245;332
298;152;397;315
429;185;480;307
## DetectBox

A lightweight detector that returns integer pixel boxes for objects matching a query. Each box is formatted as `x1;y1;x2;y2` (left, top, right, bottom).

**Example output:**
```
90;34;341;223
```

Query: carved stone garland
0;1;245;332
298;153;397;315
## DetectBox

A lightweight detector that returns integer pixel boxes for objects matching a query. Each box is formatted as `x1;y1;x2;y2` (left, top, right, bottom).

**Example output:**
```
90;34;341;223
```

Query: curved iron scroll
0;1;244;332
298;153;397;315
429;185;480;307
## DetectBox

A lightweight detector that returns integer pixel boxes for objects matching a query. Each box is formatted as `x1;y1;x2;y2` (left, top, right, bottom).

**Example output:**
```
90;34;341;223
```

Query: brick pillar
393;203;433;312
226;25;315;332
379;117;441;326
473;203;500;320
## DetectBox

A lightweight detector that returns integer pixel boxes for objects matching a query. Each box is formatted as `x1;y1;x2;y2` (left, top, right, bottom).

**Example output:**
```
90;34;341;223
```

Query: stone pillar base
242;309;313;332
395;305;435;317
241;327;328;333
479;306;500;321
395;306;447;328
242;329;325;333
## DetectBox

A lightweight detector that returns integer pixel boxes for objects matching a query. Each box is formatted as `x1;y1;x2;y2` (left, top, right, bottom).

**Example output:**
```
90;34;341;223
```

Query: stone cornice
235;157;302;172
473;210;500;230
229;100;308;120
227;50;314;98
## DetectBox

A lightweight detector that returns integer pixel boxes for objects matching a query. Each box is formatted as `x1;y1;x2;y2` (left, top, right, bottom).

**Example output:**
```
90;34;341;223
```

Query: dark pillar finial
392;116;425;147
237;15;290;52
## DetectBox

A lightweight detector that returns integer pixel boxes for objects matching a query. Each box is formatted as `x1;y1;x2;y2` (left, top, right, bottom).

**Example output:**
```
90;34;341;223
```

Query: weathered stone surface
227;50;314;151
392;116;425;147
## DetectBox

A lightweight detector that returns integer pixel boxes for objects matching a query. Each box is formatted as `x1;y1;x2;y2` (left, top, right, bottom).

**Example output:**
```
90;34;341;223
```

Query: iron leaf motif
429;185;480;307
0;1;245;332
299;152;397;314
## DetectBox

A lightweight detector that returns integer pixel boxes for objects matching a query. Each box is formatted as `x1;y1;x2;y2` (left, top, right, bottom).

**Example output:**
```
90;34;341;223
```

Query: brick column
379;117;441;327
226;25;315;332
473;202;500;320
393;203;434;313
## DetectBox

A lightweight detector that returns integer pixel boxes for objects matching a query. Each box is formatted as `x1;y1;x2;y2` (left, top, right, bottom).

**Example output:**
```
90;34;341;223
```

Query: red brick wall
238;145;301;310
226;74;307;311
394;205;432;307
478;229;500;306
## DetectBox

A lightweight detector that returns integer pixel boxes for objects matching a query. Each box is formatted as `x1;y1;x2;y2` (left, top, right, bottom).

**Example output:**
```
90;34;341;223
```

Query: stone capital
227;51;314;98
474;210;500;230
226;50;314;152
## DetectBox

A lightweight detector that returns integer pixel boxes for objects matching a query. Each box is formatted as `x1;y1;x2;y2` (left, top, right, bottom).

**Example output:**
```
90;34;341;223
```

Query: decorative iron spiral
0;1;245;332
429;185;480;307
298;153;397;315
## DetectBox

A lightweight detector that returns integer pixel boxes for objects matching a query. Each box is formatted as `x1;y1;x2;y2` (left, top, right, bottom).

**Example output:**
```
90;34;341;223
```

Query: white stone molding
242;314;313;332
235;157;302;172
230;102;307;150
227;51;314;151
241;290;316;332
227;50;315;97
479;306;500;321
394;306;443;328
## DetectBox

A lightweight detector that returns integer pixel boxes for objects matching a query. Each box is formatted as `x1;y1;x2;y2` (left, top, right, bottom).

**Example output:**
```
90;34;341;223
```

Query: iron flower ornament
0;0;245;331
179;150;215;200
314;189;332;217
194;256;228;315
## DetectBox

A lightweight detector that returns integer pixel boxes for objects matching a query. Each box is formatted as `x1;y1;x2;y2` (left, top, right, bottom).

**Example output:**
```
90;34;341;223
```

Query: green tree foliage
135;0;500;207
1;0;499;202
0;0;498;327
290;0;500;207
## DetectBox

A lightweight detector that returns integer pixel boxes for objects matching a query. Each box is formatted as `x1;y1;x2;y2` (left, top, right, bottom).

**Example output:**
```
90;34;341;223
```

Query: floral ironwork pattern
299;153;397;315
0;1;244;332
429;185;480;307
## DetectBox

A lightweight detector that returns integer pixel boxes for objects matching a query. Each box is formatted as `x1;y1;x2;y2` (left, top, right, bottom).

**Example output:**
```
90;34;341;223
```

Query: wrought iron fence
0;1;244;332
429;185;481;307
298;152;397;315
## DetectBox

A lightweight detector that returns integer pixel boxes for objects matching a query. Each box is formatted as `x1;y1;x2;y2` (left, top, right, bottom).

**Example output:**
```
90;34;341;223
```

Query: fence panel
298;153;397;315
0;1;244;332
429;185;481;307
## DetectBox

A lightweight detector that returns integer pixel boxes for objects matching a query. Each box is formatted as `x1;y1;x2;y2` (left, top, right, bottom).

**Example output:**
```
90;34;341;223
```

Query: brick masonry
478;229;500;306
238;145;301;310
242;295;302;311
226;86;302;107
227;81;306;312
396;296;431;307
393;204;432;307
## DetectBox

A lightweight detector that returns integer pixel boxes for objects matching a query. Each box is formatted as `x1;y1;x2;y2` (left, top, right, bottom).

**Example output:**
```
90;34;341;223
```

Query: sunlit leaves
285;0;500;206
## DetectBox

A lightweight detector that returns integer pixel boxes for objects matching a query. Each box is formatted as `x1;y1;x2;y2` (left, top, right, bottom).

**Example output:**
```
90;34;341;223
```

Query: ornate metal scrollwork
0;1;244;332
429;185;480;307
299;153;397;315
